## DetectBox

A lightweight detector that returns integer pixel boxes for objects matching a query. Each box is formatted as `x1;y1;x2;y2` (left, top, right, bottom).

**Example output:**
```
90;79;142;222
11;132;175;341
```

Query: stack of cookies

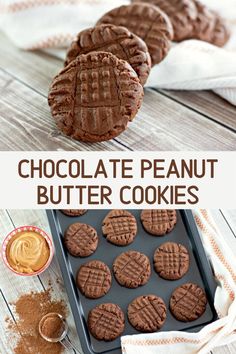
62;209;208;342
48;0;230;143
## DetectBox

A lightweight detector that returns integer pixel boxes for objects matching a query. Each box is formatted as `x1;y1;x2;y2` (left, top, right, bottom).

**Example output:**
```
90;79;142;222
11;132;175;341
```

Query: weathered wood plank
157;90;236;131
6;209;83;352
213;343;236;354
1;32;235;151
0;292;18;354
1;69;235;151
0;32;62;96
0;70;128;151
0;209;82;352
120;89;236;150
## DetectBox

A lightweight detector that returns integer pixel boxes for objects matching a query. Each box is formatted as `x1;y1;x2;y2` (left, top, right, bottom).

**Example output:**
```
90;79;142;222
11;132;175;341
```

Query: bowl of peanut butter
1;226;54;276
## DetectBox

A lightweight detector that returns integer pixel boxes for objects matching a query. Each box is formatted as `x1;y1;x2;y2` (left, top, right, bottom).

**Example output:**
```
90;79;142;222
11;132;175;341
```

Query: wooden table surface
0;209;236;354
0;32;235;151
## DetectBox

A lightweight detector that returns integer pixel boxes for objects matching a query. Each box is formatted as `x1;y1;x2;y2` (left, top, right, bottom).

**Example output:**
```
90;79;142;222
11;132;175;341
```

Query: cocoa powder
6;288;67;354
40;313;65;339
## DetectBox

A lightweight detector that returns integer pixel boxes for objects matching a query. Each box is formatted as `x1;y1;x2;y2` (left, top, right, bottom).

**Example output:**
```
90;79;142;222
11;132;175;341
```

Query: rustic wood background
0;32;235;151
0;210;235;354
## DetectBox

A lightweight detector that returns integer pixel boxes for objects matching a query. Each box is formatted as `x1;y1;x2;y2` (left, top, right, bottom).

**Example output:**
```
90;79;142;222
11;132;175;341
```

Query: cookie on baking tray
102;209;137;246
141;209;177;236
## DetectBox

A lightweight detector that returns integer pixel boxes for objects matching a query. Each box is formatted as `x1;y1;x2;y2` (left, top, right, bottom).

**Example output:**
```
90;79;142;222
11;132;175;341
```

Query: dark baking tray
46;210;217;354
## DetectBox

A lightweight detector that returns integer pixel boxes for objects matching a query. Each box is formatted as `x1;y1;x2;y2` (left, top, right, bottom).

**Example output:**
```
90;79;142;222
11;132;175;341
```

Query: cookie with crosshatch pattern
141;209;177;236
76;260;112;298
132;0;197;42
64;222;98;257
65;24;151;86
154;242;189;280
88;303;125;341
170;283;207;321
113;250;151;288
128;294;167;332
102;209;137;246
48;51;143;142
96;3;173;66
60;209;87;217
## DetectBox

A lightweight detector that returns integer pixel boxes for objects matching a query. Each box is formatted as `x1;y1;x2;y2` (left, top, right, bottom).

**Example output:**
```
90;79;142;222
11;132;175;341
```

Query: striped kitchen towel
0;0;236;105
121;210;236;354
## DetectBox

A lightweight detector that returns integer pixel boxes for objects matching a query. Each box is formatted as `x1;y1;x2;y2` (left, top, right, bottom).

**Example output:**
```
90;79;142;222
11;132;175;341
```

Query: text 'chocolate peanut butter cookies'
77;260;112;299
141;209;177;236
48;51;143;142
97;3;173;66
128;295;167;332
170;283;207;322
113;250;151;288
65;24;151;86
102;209;137;246
88;303;125;341
154;242;189;280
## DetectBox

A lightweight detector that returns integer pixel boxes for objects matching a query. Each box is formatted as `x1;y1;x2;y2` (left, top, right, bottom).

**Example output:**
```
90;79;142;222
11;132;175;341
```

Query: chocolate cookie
187;1;230;47
210;15;231;47
77;260;112;298
113;250;151;288
189;0;216;42
102;209;137;246
48;51;143;142
97;3;173;66
133;0;197;41
64;222;98;257
60;209;87;217
128;295;167;332
65;24;151;86
88;303;125;341
141;210;177;236
170;283;207;322
154;242;189;280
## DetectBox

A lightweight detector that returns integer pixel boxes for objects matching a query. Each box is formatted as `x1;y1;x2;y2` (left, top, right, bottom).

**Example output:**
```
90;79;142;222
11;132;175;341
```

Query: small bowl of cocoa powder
39;312;68;342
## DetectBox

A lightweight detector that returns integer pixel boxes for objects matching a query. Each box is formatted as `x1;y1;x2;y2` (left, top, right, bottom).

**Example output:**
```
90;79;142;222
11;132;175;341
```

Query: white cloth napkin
122;210;236;354
0;0;236;105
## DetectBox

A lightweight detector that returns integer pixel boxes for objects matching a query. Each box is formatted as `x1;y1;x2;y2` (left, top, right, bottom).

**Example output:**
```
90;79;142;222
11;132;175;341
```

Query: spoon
39;312;82;353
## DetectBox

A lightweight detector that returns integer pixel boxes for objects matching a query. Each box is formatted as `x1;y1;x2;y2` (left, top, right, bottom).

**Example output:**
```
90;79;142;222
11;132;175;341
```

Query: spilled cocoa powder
6;288;67;354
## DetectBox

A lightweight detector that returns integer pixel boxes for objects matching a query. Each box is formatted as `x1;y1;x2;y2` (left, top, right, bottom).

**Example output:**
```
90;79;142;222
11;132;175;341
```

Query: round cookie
48;51;143;143
64;222;98;257
97;3;173;66
189;0;216;42
170;283;207;322
60;209;87;217
133;0;197;41
141;209;177;236
77;260;112;298
102;209;137;246
113;250;151;288
88;303;125;341
65;24;151;86
210;15;231;47
128;295;167;332
154;242;189;280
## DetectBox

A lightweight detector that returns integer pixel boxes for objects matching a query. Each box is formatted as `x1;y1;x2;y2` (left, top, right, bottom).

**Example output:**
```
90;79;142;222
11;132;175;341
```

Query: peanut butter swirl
6;231;50;274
